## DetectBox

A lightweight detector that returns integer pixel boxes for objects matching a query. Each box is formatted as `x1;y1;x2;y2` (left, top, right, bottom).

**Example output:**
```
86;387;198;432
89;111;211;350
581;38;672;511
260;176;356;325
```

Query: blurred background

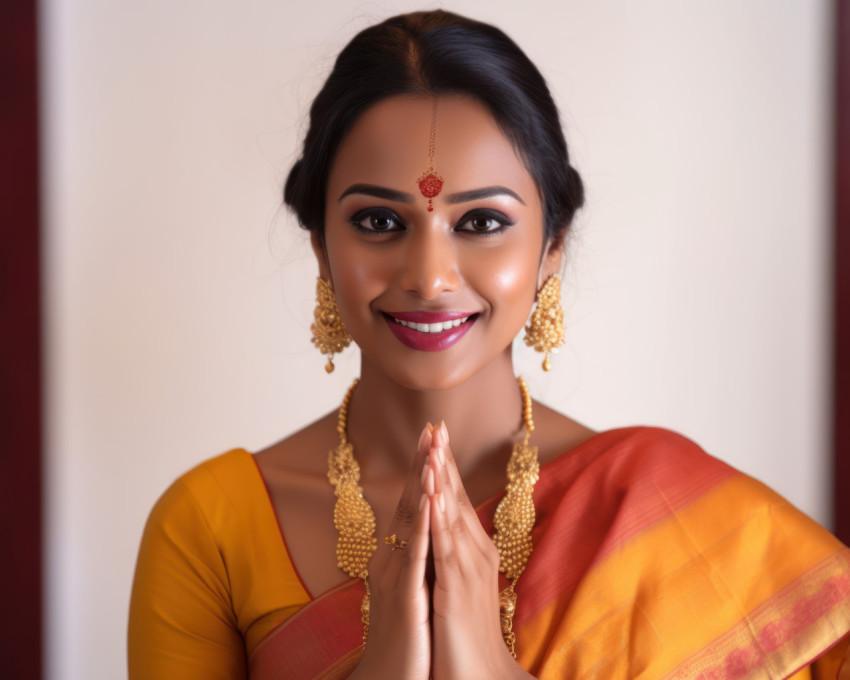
3;0;848;678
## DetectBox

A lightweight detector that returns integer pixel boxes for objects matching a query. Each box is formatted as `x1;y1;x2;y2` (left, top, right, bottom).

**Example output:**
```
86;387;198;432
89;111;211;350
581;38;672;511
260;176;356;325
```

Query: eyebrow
338;184;414;203
446;186;526;205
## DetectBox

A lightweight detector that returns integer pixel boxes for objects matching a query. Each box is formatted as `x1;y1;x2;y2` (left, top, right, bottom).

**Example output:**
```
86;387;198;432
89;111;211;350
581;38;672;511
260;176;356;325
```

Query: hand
350;426;433;680
426;423;534;680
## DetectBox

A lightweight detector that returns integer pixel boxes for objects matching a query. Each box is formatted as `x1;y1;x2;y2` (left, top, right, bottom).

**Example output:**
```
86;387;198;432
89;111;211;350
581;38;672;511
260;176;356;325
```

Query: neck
344;351;525;480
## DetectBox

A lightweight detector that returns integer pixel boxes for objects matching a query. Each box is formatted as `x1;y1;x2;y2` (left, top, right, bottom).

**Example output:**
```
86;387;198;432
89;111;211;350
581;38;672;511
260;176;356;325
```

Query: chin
360;351;481;392
396;364;476;393
364;342;516;393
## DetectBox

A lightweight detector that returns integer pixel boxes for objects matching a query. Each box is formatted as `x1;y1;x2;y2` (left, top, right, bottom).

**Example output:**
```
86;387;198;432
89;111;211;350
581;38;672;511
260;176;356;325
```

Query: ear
310;230;331;281
539;236;565;288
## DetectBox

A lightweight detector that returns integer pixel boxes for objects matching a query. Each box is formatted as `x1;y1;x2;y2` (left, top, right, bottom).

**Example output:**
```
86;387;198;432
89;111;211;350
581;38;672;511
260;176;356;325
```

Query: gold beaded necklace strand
327;377;539;657
326;382;377;643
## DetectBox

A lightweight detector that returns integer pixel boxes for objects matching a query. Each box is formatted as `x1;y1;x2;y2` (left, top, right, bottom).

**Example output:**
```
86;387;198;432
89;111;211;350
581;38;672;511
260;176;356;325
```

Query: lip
383;312;477;352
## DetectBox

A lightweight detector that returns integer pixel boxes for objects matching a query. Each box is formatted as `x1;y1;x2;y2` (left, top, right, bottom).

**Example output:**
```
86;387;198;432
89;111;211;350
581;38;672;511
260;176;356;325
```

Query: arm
128;479;247;680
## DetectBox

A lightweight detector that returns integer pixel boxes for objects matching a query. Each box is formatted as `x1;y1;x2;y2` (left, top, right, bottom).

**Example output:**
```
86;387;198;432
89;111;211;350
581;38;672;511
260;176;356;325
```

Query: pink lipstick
384;311;477;351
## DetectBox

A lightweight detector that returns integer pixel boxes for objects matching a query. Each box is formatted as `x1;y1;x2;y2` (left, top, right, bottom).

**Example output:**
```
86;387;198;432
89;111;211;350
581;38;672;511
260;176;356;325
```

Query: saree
249;427;850;679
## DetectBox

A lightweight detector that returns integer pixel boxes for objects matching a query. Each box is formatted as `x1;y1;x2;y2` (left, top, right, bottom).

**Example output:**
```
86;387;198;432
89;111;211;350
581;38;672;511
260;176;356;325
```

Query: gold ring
384;534;408;551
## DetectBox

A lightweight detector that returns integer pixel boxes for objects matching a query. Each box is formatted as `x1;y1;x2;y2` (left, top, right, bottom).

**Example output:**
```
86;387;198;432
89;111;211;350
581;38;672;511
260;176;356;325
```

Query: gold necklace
327;377;539;658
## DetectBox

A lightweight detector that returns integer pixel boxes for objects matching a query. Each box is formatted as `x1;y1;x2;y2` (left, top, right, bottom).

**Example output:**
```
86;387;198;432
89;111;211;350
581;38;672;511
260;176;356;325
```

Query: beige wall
41;1;831;678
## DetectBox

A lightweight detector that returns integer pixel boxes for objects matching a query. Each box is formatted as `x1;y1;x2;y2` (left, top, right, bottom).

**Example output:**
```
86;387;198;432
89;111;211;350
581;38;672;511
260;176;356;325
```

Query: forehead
327;95;536;199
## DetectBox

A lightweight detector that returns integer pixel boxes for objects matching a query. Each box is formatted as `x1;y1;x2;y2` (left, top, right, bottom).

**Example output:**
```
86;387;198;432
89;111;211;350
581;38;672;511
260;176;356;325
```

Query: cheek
492;265;523;297
325;238;389;317
461;245;540;336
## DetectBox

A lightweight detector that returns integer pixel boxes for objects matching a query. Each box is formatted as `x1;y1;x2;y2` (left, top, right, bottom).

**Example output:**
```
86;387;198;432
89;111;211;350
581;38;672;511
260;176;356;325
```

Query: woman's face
317;95;560;390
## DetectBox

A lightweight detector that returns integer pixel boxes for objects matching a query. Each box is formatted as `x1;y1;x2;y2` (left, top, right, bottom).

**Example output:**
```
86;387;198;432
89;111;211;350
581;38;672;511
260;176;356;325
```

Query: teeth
393;316;470;333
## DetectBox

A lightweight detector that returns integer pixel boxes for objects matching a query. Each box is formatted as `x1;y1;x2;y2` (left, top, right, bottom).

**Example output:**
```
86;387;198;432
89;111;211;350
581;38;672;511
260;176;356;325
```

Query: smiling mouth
382;312;479;351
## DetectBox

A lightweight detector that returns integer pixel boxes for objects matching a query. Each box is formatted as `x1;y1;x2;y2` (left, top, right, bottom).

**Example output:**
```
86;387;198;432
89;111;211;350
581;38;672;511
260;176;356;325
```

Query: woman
128;10;850;679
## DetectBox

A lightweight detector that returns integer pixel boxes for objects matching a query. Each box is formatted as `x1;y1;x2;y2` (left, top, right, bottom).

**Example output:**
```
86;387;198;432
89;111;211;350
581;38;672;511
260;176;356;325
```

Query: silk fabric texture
128;428;850;679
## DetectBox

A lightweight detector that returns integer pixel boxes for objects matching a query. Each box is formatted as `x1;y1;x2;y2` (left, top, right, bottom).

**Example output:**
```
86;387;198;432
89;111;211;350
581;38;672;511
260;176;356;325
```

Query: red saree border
249;578;365;679
662;549;850;680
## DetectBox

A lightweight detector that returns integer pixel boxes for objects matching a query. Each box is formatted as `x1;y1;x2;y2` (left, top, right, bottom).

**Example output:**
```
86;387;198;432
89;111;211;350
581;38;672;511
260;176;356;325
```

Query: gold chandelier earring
523;275;565;371
311;277;351;373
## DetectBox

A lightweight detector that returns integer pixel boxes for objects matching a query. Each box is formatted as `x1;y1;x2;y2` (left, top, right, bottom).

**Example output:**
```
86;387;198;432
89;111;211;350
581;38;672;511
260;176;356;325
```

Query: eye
455;209;514;236
350;208;405;234
467;216;501;232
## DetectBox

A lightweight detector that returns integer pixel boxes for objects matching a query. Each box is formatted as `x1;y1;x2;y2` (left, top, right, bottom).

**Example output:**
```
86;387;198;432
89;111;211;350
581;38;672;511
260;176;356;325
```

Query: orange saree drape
249;428;850;680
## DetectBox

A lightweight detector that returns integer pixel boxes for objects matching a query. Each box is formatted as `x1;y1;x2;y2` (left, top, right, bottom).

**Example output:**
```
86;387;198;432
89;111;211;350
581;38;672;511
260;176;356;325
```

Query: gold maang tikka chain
327;377;539;657
416;98;444;212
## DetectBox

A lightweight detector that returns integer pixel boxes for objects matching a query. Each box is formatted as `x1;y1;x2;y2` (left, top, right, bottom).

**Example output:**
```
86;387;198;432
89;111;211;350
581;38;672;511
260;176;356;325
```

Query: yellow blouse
128;449;307;679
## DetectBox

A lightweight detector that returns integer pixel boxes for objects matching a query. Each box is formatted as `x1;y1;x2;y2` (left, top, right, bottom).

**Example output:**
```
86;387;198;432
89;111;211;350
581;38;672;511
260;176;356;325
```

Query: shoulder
172;448;257;499
565;425;734;488
571;427;841;545
589;424;714;459
548;425;817;526
155;449;256;508
144;449;260;546
530;403;716;478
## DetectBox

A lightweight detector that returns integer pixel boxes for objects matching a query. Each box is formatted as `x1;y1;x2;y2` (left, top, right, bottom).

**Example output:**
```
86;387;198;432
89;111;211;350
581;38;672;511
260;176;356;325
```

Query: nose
398;224;461;300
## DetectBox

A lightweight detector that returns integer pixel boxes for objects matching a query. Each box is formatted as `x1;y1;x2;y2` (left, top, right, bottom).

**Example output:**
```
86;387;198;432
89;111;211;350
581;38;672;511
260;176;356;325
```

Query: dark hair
284;10;584;245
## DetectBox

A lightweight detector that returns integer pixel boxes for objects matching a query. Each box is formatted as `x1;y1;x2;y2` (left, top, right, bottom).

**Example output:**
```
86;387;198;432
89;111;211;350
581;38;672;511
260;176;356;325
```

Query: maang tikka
416;98;443;212
311;277;351;373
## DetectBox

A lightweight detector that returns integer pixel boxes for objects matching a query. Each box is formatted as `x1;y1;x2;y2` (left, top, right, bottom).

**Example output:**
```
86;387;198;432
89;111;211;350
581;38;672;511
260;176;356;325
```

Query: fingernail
425;468;435;496
433;421;445;446
437;492;446;513
420;456;430;484
419;493;427;511
434;446;445;466
440;421;449;444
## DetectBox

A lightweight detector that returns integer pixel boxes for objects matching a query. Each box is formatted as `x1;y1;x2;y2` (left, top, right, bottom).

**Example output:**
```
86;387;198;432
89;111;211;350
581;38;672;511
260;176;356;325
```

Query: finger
430;483;458;585
398;425;433;507
401;492;431;590
428;427;465;573
432;424;490;552
432;453;490;585
432;423;468;503
381;490;432;586
376;426;435;581
387;425;434;541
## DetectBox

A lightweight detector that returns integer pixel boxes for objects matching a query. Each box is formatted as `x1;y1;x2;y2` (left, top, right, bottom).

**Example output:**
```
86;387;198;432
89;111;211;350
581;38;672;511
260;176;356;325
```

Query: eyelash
348;207;515;237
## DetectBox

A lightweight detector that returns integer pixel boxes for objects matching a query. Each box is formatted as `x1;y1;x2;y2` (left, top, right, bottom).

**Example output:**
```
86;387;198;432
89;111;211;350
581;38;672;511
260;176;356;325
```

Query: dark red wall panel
0;0;43;677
